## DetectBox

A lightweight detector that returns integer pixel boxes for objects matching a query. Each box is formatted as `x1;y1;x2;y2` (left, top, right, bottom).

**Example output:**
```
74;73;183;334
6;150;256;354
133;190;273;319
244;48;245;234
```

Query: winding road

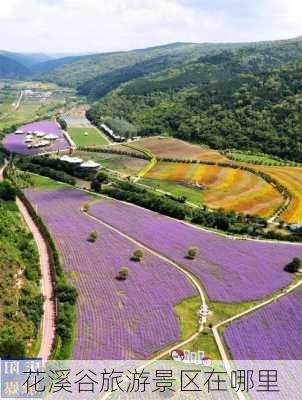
0;164;55;360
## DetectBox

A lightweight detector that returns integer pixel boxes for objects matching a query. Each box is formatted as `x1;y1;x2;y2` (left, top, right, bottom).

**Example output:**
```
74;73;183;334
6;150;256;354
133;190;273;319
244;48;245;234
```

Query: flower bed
3;121;71;155
224;288;302;359
24;188;196;359
89;199;302;302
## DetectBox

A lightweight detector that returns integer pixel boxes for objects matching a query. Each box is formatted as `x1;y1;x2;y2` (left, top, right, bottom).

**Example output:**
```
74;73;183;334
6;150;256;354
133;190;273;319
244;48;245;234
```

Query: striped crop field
257;165;302;223
135;136;227;161
24;188;196;359
146;162;283;217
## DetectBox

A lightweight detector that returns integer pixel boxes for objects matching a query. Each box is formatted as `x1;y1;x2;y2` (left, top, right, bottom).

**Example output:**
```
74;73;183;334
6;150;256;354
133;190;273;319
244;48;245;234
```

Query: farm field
89;198;302;303
68;127;110;146
145;161;283;217
24;188;197;359
226;149;300;167
0;82;74;131
76;150;148;175
256;165;302;224
140;177;204;205
135;136;227;161
224;287;302;359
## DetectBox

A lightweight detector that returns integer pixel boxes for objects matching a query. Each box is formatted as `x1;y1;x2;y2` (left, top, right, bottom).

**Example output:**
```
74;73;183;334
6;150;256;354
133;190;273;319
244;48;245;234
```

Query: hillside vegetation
39;42;247;89
87;39;302;162
0;54;30;79
0;196;42;358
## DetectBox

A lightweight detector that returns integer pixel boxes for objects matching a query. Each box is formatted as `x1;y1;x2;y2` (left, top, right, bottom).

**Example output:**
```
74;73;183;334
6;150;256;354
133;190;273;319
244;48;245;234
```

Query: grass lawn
75;150;148;175
141;178;204;205
28;174;69;190
68;127;110;146
174;296;261;360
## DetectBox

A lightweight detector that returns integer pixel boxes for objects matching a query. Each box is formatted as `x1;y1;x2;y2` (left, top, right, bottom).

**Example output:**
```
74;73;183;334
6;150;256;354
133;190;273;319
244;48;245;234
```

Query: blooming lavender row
3;121;71;155
89;199;302;303
224;287;302;359
24;188;196;360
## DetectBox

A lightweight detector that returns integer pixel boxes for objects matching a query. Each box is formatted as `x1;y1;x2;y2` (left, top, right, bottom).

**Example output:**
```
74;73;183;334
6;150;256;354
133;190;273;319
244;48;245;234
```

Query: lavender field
224;288;302;359
24;188;196;359
3;121;71;155
89;199;302;302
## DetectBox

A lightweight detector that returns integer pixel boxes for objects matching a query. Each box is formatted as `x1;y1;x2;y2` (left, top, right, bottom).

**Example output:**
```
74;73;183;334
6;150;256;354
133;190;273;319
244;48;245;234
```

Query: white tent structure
34;131;46;138
24;137;33;143
80;160;100;168
15;130;24;134
44;134;59;140
60;155;83;164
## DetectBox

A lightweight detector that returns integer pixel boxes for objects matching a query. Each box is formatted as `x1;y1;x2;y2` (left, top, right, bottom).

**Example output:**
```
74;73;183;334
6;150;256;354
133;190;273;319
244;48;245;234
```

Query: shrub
0;327;26;358
0;180;16;201
56;284;78;304
82;203;90;212
132;249;144;262
88;230;99;242
284;258;301;274
187;246;199;259
118;267;129;281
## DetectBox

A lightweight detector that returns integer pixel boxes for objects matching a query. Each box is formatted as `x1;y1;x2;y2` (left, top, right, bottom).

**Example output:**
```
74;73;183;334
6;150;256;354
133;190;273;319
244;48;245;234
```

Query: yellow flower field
146;162;283;217
257;166;302;223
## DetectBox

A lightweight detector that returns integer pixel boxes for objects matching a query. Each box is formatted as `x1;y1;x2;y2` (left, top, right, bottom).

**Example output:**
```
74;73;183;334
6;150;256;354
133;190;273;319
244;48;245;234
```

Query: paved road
0;164;55;360
16;198;56;360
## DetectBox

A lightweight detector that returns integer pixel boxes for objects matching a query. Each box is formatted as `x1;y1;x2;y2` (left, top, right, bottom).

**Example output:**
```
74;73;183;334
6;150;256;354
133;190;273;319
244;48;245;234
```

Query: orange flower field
257;166;302;223
146;162;284;217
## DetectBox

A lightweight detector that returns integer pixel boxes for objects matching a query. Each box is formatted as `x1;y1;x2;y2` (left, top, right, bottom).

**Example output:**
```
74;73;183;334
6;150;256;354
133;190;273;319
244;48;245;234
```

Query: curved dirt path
0;164;55;360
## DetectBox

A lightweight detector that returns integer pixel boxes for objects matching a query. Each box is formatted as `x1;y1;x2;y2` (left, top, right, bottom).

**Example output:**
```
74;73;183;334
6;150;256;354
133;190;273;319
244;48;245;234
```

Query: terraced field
146;162;283;217
135;136;226;161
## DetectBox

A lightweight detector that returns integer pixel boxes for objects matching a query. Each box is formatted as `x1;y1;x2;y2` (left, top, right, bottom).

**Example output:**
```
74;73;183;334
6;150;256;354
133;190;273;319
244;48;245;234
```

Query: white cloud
0;0;301;53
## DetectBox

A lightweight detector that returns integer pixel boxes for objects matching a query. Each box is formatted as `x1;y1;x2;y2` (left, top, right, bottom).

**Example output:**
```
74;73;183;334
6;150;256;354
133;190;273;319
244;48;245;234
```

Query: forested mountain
87;39;302;162
0;51;52;68
38;42;246;88
0;54;30;78
31;54;90;75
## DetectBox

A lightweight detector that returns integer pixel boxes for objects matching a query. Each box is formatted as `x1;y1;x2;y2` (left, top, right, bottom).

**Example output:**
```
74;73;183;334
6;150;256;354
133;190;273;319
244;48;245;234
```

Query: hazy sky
1;0;301;54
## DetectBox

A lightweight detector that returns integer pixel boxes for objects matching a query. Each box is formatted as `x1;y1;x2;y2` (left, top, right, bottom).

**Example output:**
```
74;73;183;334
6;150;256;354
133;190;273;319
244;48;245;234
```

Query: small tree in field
187;246;199;260
88;230;99;242
132;249;144;262
82;203;90;212
118;267;129;281
284;257;301;274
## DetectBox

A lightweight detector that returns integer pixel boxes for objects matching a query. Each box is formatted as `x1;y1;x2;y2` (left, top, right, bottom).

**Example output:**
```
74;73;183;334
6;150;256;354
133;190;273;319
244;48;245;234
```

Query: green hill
0;54;31;78
38;42;246;89
0;51;52;68
87;38;302;162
